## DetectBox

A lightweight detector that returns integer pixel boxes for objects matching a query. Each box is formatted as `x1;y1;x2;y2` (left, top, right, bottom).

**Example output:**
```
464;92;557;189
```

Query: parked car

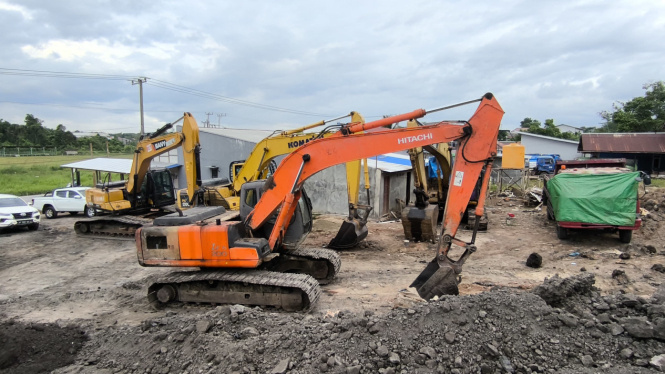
0;194;40;231
31;187;90;219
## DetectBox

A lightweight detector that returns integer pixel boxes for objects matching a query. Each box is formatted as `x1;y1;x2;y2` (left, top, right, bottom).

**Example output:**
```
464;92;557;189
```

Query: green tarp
547;172;638;226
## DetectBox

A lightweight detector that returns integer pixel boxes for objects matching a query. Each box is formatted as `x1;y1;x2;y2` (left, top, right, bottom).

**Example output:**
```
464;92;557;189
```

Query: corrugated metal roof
517;132;580;144
578;133;665;154
61;158;180;173
368;152;413;173
199;127;275;143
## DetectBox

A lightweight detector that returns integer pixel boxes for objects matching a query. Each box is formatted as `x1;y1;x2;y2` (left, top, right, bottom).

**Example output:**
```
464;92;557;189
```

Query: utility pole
217;113;227;127
131;77;148;135
204;112;213;128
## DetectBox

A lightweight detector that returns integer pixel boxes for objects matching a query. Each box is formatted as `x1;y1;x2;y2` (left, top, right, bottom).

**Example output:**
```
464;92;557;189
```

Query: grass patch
0;154;132;196
651;179;665;188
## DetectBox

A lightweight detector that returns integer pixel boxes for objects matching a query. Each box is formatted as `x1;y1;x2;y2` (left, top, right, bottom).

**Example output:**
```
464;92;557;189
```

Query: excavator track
147;270;320;312
74;216;154;240
262;247;341;285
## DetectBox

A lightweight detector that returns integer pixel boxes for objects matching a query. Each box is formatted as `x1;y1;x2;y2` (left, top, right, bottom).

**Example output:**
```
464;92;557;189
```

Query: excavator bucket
401;204;438;242
410;259;460;299
328;219;368;250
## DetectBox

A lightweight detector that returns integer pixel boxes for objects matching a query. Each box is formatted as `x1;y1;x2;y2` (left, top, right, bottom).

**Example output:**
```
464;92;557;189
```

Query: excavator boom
247;93;502;297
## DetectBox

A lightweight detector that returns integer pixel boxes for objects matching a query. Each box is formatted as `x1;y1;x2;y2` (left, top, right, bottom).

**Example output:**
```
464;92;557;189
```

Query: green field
0;154;133;196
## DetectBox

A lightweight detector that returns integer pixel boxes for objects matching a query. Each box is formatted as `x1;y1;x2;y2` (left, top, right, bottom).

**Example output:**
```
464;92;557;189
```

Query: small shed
578;133;665;174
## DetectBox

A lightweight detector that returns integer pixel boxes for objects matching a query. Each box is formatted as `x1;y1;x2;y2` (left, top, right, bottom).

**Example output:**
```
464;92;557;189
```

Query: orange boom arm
247;94;504;252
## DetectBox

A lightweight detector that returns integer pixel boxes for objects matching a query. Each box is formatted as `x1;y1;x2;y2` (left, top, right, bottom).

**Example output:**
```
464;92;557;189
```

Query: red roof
578;133;665;154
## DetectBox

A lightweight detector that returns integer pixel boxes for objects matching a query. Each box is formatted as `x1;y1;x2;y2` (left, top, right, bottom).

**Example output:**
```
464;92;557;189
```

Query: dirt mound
59;275;665;374
532;273;597;308
0;321;87;373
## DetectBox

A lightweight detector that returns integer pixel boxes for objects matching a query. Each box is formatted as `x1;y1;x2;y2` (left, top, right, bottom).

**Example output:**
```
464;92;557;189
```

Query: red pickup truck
542;159;645;243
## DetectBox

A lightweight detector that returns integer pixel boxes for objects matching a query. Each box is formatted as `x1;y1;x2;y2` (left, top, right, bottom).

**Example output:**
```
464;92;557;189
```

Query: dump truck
542;159;649;243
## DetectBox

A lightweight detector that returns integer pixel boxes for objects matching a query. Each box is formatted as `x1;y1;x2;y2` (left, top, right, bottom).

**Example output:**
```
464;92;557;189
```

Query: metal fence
0;147;67;157
0;147;137;157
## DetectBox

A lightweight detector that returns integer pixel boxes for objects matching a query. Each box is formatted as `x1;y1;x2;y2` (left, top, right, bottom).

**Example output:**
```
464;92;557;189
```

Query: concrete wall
384;171;410;217
304;164;380;219
520;134;582;160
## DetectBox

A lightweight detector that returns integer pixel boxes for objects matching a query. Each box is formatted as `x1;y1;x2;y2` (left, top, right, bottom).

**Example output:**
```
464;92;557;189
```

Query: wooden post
90;143;93;157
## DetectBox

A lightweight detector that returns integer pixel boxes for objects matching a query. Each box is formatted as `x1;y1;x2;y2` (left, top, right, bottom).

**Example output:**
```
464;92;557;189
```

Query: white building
518;132;583;160
556;124;583;134
72;131;112;139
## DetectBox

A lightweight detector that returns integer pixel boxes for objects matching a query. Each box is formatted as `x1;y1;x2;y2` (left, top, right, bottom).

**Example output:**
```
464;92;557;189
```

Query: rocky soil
1;188;664;373
0;275;648;373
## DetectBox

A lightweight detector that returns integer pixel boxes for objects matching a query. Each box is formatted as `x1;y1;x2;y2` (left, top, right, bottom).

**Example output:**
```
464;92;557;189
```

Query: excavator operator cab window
298;197;311;228
244;189;258;208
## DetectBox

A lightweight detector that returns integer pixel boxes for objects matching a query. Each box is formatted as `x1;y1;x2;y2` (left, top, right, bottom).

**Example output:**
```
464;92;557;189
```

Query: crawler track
147;270;321;311
263;247;341;284
74;216;153;240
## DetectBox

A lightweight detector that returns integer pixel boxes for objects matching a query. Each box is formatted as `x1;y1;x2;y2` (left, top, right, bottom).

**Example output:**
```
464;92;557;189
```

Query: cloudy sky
0;0;664;133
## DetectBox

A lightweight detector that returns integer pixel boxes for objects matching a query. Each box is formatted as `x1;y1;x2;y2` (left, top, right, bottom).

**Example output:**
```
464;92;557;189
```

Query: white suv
0;194;40;231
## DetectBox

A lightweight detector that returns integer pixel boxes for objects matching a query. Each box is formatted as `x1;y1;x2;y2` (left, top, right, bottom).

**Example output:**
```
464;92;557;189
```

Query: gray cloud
0;0;663;133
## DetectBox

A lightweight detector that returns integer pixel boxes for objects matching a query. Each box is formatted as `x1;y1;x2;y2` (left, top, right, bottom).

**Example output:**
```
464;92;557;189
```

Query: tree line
0;114;138;153
510;81;665;141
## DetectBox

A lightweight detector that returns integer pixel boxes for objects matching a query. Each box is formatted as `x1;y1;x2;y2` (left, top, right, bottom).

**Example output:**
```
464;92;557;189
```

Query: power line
0;68;134;80
145;80;330;117
0;100;186;113
0;67;334;117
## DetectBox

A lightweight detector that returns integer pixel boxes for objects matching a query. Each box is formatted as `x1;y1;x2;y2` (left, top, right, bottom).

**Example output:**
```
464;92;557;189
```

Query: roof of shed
368;152;413;173
578;133;665;154
61;157;180;173
199;127;275;143
517;132;580;144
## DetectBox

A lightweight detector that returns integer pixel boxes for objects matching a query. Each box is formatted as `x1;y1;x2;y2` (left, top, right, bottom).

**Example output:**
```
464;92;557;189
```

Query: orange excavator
136;93;503;310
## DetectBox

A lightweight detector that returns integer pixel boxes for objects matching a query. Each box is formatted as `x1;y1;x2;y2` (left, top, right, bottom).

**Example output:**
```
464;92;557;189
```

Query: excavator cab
239;180;313;251
145;170;176;208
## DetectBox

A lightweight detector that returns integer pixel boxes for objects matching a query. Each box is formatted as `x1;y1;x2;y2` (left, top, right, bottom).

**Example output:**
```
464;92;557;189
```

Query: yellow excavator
176;112;373;249
401;119;488;242
76;112;372;248
74;113;205;238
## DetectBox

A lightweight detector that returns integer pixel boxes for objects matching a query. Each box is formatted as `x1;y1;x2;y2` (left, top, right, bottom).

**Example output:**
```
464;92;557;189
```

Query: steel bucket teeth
410;260;460;299
328;219;368;250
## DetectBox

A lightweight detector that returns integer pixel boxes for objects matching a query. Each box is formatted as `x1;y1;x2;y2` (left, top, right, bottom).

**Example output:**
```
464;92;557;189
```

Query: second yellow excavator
401;119;489;242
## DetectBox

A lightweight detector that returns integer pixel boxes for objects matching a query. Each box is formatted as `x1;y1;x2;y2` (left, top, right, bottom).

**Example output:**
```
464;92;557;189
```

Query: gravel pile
44;274;665;374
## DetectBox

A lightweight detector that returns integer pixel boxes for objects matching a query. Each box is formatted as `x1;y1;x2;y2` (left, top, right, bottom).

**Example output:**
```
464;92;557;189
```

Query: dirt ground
0;188;664;372
1;189;664;325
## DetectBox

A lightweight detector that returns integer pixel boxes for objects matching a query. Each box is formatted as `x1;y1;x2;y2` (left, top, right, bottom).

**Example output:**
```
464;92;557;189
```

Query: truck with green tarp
542;159;643;243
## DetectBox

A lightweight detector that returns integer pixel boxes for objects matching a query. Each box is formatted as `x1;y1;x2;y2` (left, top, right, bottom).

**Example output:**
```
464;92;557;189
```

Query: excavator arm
247;93;503;298
126;113;202;204
191;112;371;249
